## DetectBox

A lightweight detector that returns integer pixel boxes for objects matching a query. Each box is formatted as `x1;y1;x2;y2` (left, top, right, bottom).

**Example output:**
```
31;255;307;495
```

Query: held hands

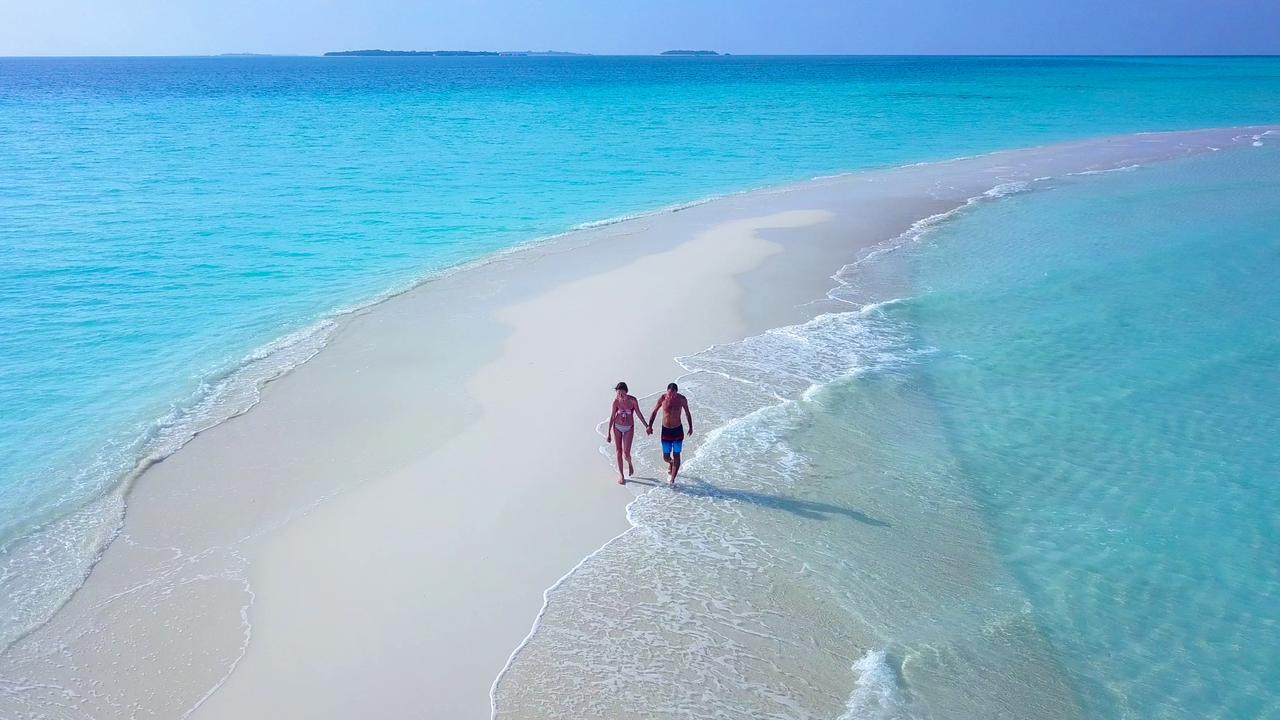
646;424;654;435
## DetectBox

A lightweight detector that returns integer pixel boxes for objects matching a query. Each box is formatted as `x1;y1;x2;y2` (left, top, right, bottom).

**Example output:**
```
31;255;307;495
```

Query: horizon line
3;52;1280;59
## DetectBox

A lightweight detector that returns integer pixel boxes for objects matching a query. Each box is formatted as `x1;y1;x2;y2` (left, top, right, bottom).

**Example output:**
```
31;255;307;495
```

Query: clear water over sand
494;142;1280;719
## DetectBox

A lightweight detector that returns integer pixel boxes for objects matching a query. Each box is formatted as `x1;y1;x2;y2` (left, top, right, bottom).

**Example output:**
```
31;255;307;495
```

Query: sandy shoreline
0;125;1274;719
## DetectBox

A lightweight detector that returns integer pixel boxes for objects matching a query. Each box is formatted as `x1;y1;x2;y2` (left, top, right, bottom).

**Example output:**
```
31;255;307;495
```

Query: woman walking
606;381;649;485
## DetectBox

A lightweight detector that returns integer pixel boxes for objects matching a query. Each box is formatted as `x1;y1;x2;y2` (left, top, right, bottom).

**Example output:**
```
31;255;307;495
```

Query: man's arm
683;396;694;436
648;397;664;430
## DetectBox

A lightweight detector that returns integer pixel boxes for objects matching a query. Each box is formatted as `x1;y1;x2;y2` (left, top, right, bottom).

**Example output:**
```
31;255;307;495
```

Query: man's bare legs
650;383;692;489
663;450;681;485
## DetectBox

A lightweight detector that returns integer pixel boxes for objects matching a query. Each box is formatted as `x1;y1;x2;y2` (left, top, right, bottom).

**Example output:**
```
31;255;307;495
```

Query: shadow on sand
624;475;890;527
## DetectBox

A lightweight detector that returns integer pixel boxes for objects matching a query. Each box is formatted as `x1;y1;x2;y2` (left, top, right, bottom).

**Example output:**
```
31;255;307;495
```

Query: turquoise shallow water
1;56;1279;709
494;143;1279;719
910;145;1280;718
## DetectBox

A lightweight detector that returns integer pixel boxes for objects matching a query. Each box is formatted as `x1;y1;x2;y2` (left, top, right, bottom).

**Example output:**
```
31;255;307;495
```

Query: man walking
647;382;693;486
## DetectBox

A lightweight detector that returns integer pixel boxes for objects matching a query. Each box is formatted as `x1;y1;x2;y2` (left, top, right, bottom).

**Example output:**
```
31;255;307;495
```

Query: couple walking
607;381;694;487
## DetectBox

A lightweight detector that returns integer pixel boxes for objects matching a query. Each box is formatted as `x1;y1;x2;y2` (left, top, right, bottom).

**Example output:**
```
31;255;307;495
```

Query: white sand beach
0;126;1272;719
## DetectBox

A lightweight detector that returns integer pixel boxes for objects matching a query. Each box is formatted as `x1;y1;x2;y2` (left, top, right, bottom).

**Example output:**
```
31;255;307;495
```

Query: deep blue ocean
2;56;1278;718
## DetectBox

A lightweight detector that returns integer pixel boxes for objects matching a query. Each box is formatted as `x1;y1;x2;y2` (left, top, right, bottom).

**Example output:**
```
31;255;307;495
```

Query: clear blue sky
2;0;1278;56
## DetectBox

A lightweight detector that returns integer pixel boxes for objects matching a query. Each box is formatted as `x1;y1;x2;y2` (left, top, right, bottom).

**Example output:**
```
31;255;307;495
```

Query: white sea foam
1232;128;1274;147
493;266;928;719
568;196;721;230
826;178;1038;306
1067;163;1142;176
836;650;904;720
982;180;1032;197
0;317;337;655
0;487;125;655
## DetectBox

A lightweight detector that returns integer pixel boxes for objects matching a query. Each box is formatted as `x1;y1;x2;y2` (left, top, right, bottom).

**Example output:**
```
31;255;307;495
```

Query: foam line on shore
487;164;1029;715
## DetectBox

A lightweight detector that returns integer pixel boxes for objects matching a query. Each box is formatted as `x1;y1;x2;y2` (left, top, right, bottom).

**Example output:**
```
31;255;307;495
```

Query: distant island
324;49;588;57
660;50;722;56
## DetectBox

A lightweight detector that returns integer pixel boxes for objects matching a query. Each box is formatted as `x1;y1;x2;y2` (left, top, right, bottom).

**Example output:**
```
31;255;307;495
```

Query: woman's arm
634;397;652;431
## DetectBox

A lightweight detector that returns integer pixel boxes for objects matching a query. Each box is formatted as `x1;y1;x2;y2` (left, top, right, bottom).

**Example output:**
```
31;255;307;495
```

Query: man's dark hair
667;382;678;391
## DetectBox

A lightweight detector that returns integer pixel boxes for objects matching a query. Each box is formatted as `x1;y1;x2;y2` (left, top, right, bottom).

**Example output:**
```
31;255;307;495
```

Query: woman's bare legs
613;429;631;485
622;427;635;477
